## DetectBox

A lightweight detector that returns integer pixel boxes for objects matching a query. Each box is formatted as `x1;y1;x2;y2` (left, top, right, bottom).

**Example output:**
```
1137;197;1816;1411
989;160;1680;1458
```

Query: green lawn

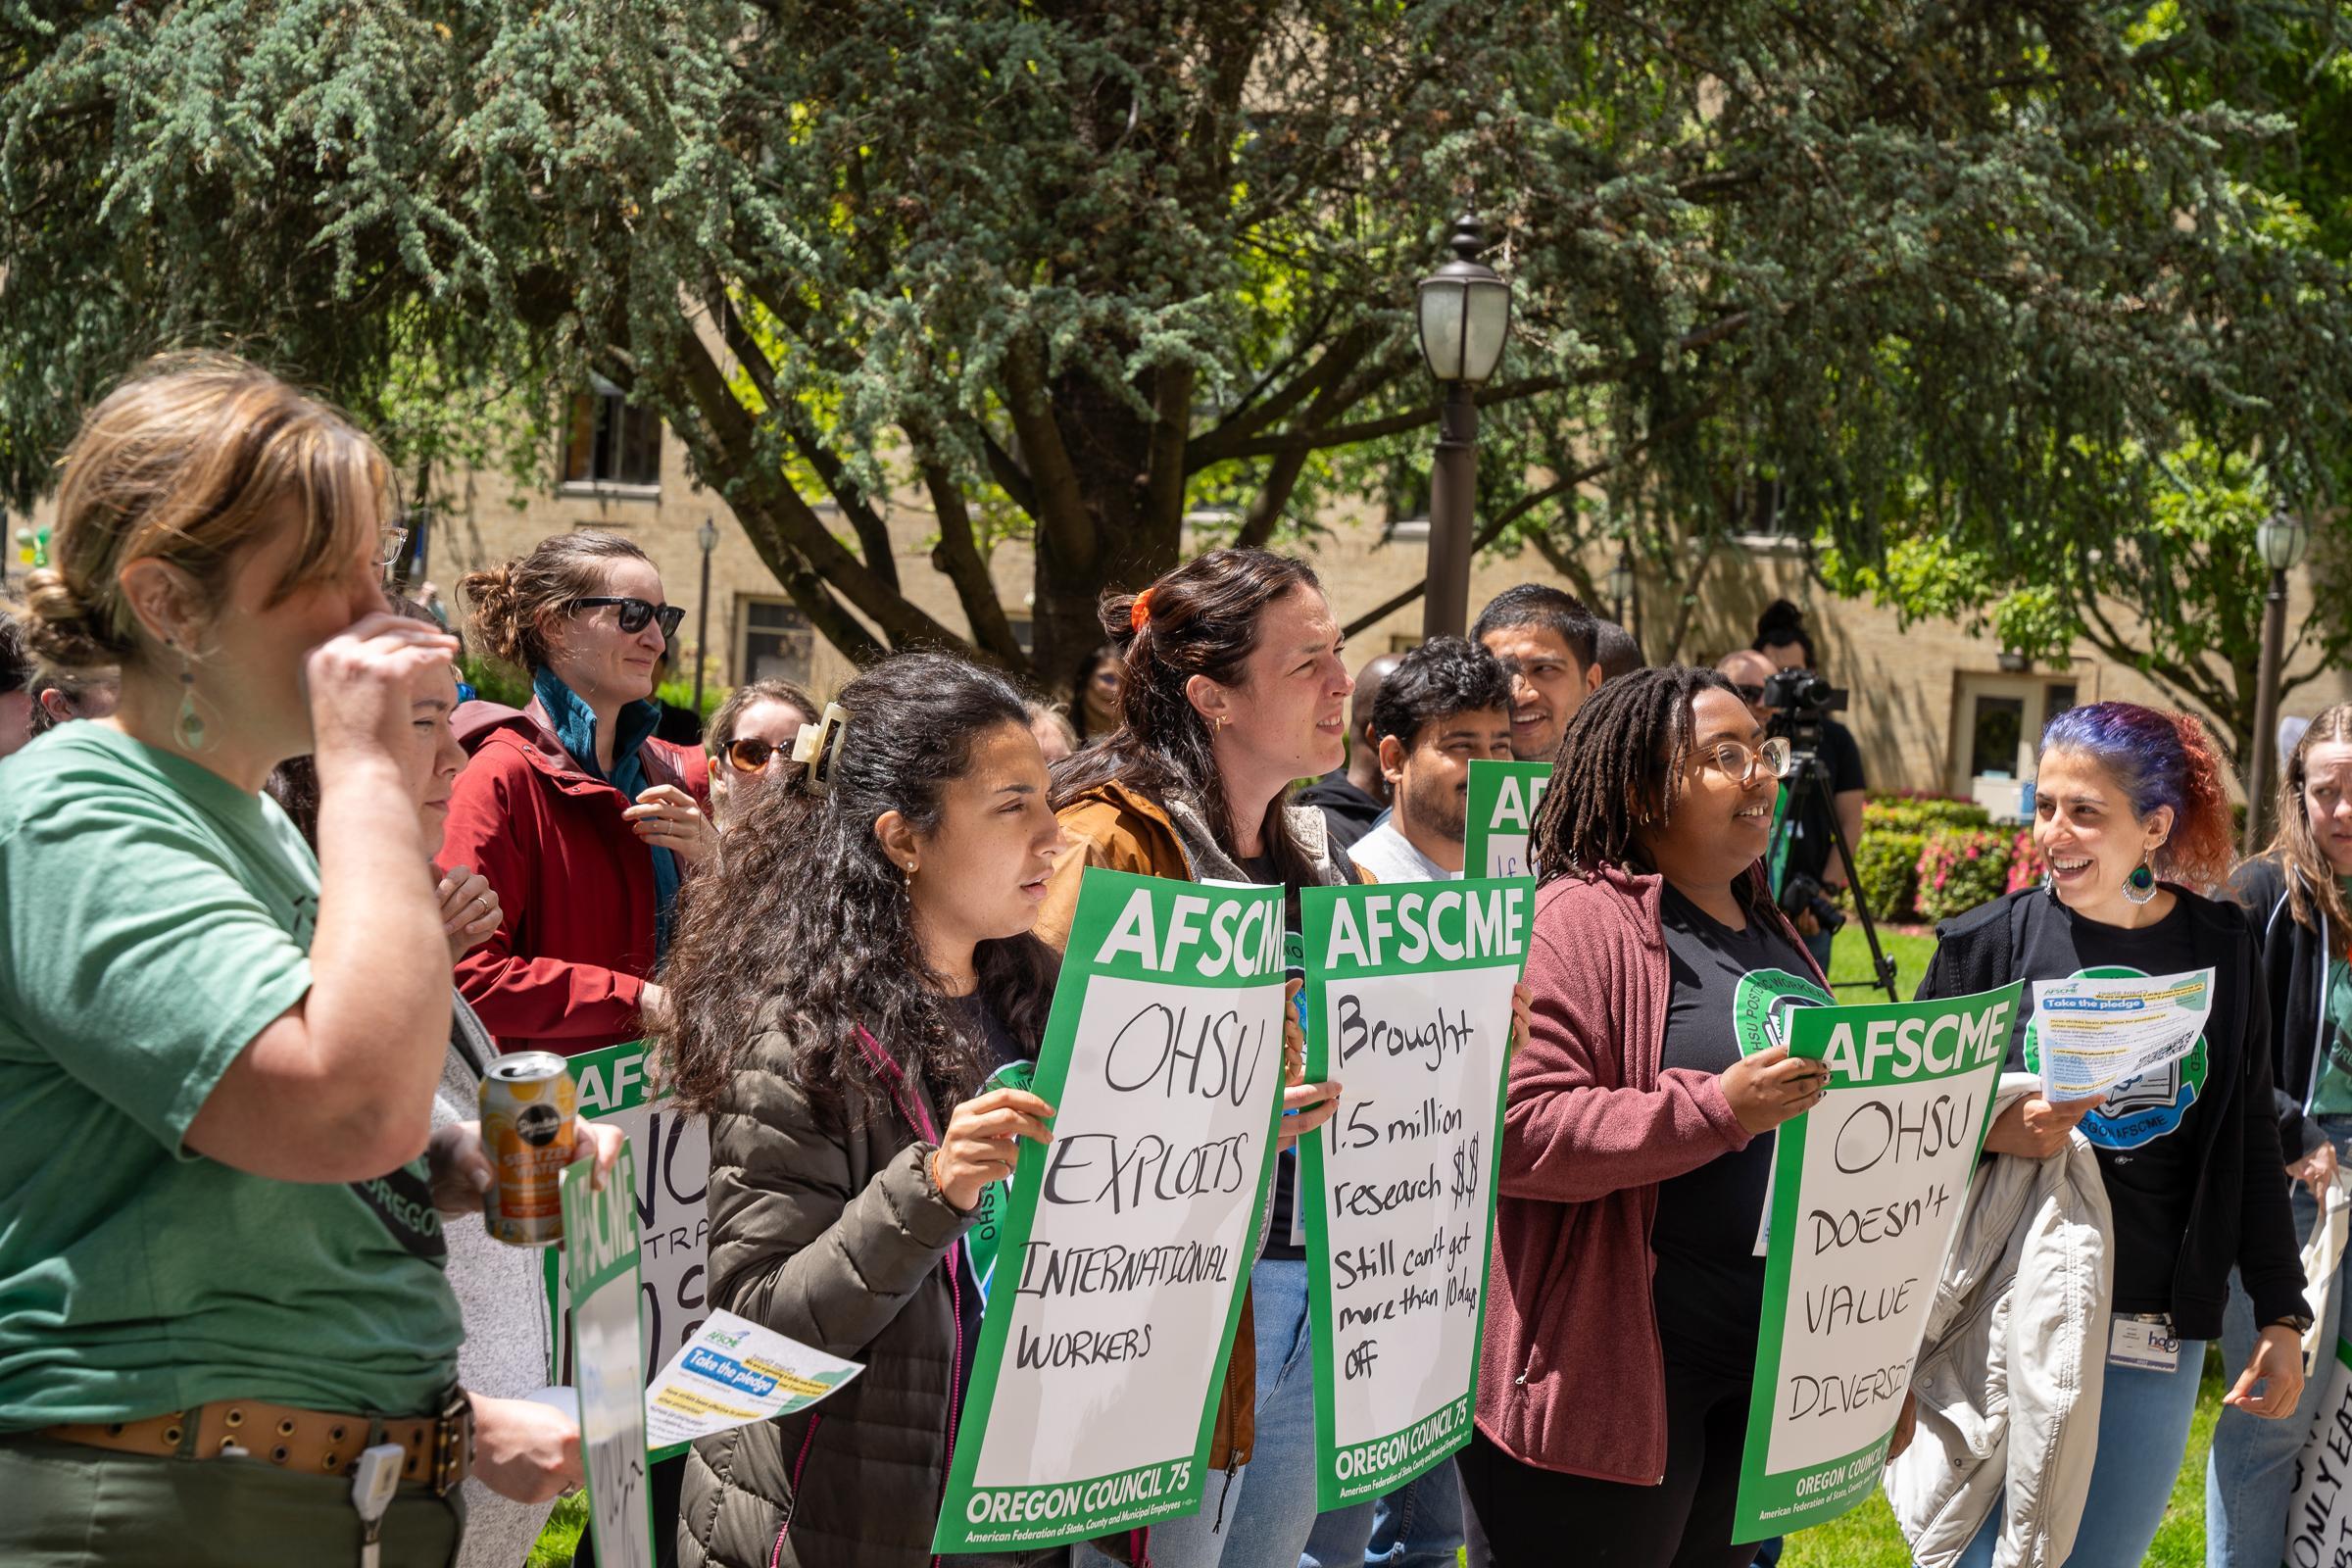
1822;919;1938;1001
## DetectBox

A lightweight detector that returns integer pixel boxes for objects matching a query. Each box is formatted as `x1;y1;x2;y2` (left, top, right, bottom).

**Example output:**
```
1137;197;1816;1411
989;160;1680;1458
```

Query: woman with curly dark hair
661;652;1087;1568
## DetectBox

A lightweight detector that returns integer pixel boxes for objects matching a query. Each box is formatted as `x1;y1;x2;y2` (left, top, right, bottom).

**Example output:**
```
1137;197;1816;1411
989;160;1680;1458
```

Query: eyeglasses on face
722;736;794;774
570;597;685;640
1697;735;1794;786
1731;682;1767;705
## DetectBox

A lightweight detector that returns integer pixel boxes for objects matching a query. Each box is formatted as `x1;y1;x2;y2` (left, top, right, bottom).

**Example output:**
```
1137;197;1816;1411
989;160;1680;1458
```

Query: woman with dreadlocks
660;653;1106;1568
1458;666;1836;1567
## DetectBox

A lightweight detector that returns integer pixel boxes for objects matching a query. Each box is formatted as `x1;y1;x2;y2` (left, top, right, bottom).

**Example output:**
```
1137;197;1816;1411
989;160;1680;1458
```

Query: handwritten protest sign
935;870;1289;1552
1300;878;1531;1508
642;1308;861;1451
2285;1337;2352;1568
1735;983;2022;1539
1462;760;1550;880
2030;967;2215;1102
563;1146;654;1568
542;1040;710;1461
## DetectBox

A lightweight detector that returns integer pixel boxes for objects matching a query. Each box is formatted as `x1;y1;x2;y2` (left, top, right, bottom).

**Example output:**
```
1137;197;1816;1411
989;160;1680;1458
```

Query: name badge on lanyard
2108;1315;2181;1373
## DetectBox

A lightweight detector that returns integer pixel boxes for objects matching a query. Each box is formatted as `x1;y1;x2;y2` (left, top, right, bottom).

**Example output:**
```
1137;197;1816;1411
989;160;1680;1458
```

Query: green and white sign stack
1463;760;1550;880
563;1146;656;1568
1299;878;1532;1507
934;869;1290;1552
1734;984;2023;1537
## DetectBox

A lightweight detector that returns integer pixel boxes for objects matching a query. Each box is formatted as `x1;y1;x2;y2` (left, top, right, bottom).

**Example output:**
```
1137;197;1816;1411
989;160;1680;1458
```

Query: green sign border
1732;983;2022;1539
1298;877;1533;1509
932;869;1288;1552
562;1145;656;1568
1462;760;1551;881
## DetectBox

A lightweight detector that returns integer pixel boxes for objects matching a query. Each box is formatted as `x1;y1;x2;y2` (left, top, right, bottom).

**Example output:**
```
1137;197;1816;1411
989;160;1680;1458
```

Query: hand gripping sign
1462;760;1551;880
1299;877;1532;1508
934;869;1290;1552
1733;983;2022;1539
563;1146;656;1568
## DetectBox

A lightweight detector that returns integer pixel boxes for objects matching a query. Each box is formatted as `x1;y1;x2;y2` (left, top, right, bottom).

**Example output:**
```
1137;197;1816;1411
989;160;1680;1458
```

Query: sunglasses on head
571;597;685;639
723;736;793;773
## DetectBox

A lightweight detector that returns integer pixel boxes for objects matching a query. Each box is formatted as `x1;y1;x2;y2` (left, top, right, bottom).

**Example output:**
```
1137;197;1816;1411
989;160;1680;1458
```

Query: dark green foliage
1853;829;1928;924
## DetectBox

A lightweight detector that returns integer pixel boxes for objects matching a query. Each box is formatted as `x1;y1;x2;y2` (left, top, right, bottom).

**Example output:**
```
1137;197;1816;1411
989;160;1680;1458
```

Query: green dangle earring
168;638;209;751
2122;852;2159;905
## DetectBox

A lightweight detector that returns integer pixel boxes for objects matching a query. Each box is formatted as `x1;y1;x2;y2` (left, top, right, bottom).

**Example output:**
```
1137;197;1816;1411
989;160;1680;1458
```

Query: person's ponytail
458;562;531;669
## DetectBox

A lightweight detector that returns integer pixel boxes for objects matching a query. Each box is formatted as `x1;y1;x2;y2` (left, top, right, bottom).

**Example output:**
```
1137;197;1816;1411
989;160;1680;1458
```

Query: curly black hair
660;652;1058;1119
1370;636;1511;751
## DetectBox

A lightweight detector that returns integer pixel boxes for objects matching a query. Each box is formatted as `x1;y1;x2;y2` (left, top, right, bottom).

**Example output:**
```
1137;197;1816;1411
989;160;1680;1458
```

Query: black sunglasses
1732;682;1767;705
571;597;685;640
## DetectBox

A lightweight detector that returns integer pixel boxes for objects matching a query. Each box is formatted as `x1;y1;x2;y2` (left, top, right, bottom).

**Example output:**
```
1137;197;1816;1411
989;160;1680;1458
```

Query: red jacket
441;699;709;1055
1480;865;1821;1485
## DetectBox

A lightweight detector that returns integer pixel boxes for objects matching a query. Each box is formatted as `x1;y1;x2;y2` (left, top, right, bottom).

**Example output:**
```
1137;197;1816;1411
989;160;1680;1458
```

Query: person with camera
1721;619;1865;975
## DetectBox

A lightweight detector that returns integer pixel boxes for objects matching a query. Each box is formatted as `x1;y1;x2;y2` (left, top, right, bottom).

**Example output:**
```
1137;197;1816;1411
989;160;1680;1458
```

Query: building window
739;599;813;685
562;376;662;490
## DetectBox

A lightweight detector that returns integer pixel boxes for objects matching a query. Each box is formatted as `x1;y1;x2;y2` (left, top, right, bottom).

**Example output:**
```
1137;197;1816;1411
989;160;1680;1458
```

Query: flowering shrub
2005;830;2046;895
1864;792;1994;835
1853;831;1926;922
1914;829;2014;922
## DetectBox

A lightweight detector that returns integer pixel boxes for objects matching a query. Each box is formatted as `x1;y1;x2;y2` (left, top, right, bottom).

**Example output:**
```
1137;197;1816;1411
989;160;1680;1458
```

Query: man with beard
1348;637;1515;883
1473;583;1602;764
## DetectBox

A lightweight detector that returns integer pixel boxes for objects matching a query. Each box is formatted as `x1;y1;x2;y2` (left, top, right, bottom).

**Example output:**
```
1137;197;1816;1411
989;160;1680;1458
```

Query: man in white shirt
1350;637;1515;884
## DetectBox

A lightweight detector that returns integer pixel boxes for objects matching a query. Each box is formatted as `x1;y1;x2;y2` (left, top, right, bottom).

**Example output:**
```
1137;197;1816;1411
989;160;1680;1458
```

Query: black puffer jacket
2228;855;2340;1162
677;1015;983;1568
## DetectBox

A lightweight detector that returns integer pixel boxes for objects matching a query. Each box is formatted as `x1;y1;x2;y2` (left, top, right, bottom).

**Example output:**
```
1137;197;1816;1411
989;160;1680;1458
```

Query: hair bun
1098;590;1143;645
1756;598;1807;635
18;568;125;668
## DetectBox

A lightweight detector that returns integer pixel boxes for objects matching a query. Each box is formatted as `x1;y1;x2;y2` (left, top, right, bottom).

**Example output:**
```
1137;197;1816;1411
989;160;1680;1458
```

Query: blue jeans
1299;1457;1463;1568
2206;1132;2343;1568
1080;1258;1320;1568
1952;1318;2206;1568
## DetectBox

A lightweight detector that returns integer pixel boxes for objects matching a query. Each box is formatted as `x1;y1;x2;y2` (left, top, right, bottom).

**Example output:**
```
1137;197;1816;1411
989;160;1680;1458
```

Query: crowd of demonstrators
2204;703;2352;1565
1044;548;1354;1567
1297;651;1401;852
701;676;816;832
1345;637;1514;885
0;356;616;1566
443;532;715;1057
1900;703;2305;1568
1464;668;1835;1568
1472;584;1601;764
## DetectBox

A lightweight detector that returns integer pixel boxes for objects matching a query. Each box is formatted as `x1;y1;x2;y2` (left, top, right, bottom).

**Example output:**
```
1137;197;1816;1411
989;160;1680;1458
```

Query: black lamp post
2243;508;2311;853
1415;213;1511;639
1606;537;1636;626
693;514;718;716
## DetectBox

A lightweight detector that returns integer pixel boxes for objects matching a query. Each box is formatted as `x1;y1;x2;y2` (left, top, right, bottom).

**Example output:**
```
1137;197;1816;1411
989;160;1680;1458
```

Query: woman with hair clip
1909;701;2306;1568
2207;702;2352;1567
442;531;715;1055
1044;546;1356;1567
661;652;1125;1568
1462;666;1835;1568
700;676;817;833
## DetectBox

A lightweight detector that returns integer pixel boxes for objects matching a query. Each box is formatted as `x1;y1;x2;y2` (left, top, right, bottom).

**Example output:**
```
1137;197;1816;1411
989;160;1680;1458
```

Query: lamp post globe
2258;510;2310;572
1417;213;1510;639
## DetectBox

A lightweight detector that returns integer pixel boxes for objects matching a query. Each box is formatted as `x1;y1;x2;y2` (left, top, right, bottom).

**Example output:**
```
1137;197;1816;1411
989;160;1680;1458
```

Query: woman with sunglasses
1463;667;1837;1568
702;677;817;832
442;531;715;1057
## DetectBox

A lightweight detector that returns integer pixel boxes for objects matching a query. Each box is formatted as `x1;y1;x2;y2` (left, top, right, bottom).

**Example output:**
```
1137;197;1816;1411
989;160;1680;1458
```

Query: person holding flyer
1912;700;2306;1568
1042;547;1350;1568
1461;666;1835;1568
2208;702;2352;1567
661;654;1107;1568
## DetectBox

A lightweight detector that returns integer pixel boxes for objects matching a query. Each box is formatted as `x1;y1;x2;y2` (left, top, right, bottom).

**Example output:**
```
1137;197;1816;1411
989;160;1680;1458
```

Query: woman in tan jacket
1046;547;1352;1568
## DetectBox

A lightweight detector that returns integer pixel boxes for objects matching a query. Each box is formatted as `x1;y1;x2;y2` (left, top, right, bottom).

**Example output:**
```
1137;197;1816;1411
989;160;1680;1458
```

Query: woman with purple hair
1906;700;2306;1568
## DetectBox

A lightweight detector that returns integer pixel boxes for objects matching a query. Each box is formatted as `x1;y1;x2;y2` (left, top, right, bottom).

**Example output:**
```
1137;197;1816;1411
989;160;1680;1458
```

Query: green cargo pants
0;1433;464;1567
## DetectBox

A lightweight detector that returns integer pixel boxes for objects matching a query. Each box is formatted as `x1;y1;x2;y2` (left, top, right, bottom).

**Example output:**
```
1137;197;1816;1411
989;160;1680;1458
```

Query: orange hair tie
1130;589;1155;632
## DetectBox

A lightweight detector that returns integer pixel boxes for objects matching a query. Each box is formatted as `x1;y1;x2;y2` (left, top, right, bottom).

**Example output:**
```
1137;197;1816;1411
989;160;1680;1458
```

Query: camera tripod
1771;738;1900;1004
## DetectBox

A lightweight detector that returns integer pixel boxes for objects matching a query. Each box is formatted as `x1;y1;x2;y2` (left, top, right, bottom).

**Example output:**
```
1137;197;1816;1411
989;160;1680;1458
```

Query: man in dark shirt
1298;652;1401;851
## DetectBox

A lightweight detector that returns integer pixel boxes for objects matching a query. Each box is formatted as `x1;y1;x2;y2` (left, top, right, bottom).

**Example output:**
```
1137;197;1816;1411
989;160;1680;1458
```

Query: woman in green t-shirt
0;355;528;1566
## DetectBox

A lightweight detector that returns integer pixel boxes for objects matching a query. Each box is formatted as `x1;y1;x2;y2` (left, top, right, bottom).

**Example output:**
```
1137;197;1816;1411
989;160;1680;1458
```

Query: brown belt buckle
431;1391;474;1496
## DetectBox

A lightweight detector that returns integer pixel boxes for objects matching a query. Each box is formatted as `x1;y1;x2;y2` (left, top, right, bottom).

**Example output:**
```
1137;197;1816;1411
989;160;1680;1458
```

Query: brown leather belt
41;1391;472;1495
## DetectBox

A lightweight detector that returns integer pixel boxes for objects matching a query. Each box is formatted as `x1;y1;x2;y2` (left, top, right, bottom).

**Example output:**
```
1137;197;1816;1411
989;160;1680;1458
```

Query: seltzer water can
479;1052;578;1247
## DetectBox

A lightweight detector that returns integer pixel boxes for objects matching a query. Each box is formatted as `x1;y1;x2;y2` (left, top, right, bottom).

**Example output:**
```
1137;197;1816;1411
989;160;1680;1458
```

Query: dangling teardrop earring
2122;853;2159;906
168;638;209;752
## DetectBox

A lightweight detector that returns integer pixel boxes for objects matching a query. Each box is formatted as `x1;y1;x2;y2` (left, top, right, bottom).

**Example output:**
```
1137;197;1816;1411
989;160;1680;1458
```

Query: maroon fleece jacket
1478;865;1819;1484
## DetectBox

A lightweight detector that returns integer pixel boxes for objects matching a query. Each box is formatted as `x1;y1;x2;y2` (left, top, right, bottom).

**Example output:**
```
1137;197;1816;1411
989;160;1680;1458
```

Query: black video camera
1760;668;1845;717
1778;870;1846;935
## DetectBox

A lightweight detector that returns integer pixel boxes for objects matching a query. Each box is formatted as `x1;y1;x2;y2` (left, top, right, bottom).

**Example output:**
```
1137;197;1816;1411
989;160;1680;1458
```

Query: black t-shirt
2007;894;2210;1312
1776;718;1866;887
1297;769;1387;852
1238;852;1313;1262
1648;887;1832;1376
